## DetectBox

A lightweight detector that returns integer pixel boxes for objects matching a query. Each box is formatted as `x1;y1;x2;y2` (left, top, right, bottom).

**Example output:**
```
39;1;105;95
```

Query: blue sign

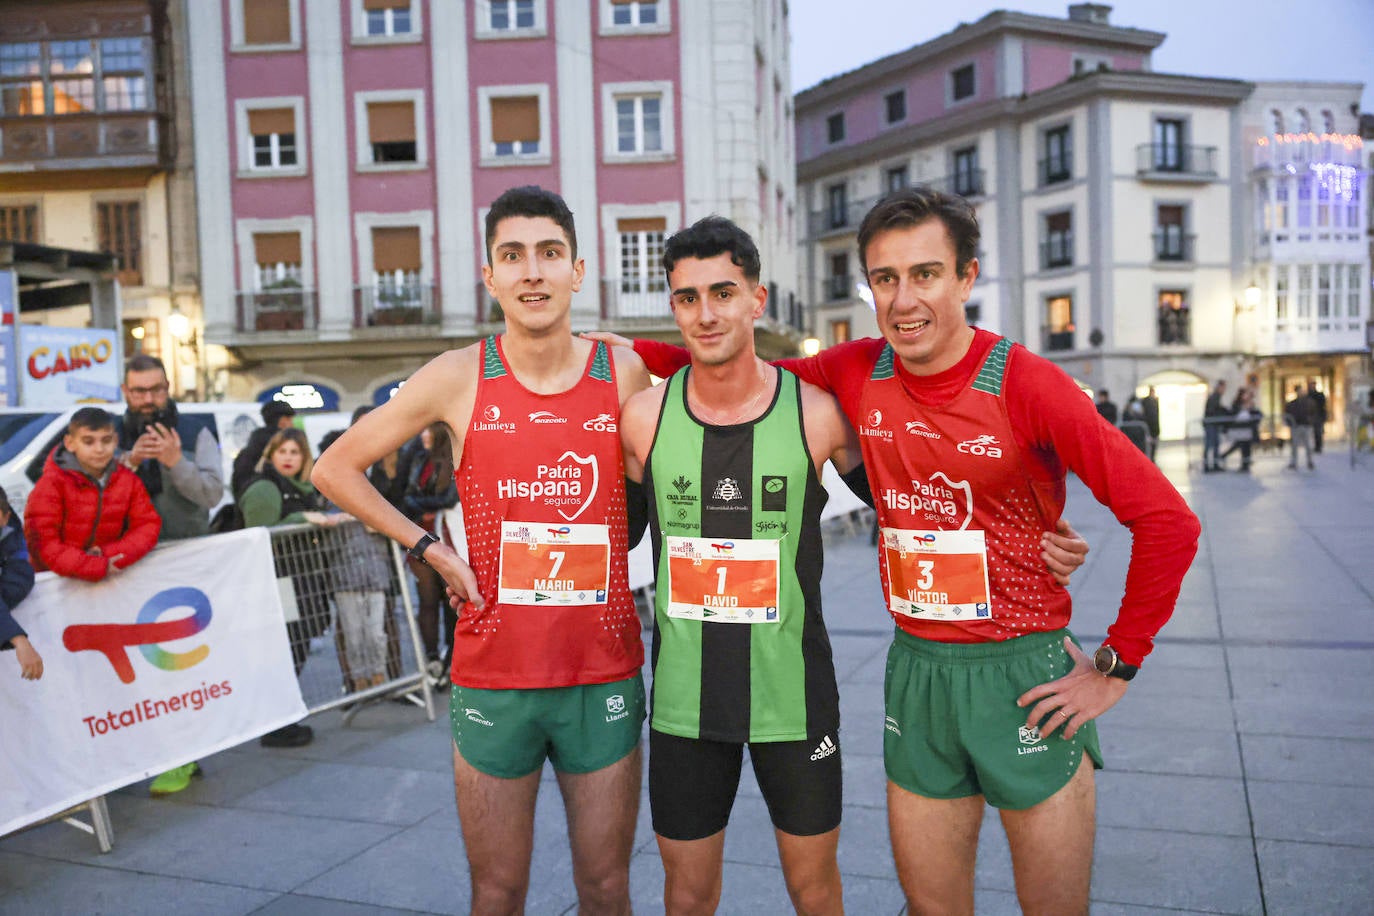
257;382;340;412
372;379;407;405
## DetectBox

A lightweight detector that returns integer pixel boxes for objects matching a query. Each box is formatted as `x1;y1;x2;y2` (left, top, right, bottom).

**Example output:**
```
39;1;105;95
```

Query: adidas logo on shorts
810;735;837;761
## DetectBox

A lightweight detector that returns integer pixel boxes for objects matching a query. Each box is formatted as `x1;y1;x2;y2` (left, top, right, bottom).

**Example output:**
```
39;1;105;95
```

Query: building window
826;112;844;144
1154;205;1189;261
365;99;417;162
1157;290;1190;345
1296;175;1312;232
1296;265;1312;317
829;319;850;345
363;0;413;36
1042;211;1072;269
490;94;540;157
1317;265;1332;320
1044;294;1074;351
0;37;150;116
248;107;297;169
826;183;847;230
1042;125;1071;185
250;231;307;330
1350;265;1362;318
369;225;424;319
612;0;658;26
617;217;667;295
950;64;975;102
0;205;39;243
1275;268;1289;322
952;146;980;197
1152;118;1184;171
242;0;294;46
616;94;662;154
884;89;906;124
491;0;535;30
97;200;142;287
826;252;849;301
886;164;908;193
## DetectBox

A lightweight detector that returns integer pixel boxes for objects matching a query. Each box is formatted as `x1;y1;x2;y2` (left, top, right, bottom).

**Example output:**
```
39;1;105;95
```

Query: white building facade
795;5;1368;441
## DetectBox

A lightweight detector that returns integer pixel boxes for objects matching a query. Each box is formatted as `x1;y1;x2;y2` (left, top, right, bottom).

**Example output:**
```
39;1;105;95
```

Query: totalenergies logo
62;587;212;684
710;541;736;555
26;338;115;380
546;525;572;540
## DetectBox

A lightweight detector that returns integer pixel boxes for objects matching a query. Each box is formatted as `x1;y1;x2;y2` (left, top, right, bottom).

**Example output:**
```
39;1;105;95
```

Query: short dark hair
484;185;577;263
662;216;761;284
0;484;10;519
261;399;296;425
69;407;115;435
856;185;980;278
125;354;167;379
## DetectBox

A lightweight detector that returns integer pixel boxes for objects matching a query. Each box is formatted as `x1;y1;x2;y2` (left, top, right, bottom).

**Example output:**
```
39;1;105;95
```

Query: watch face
1093;646;1115;674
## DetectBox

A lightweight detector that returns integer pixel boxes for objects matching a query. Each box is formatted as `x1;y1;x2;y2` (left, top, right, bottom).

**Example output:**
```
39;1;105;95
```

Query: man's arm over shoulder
611;343;651;407
1010;350;1199;665
799;381;872;507
167;426;224;508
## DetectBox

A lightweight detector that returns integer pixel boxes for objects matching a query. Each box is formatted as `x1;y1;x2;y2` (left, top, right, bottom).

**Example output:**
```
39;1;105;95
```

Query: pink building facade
189;0;799;405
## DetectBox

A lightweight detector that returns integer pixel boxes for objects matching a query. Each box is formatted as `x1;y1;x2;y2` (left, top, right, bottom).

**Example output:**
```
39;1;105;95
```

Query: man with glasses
119;354;225;795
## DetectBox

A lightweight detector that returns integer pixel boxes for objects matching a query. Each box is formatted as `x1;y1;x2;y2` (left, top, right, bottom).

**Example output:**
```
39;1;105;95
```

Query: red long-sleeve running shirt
636;330;1199;666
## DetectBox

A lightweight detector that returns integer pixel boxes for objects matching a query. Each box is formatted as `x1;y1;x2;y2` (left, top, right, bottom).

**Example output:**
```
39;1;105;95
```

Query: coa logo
583;412;618;432
957;434;1003;458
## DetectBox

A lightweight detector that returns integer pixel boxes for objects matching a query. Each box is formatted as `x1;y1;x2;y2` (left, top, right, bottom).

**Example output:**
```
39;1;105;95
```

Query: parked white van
0;403;262;516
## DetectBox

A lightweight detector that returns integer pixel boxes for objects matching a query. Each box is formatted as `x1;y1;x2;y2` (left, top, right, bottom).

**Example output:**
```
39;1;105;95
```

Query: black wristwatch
408;532;440;566
1093;645;1139;681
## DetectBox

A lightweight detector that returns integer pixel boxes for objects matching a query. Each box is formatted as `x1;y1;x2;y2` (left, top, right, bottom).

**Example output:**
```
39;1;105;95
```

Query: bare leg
1000;754;1096;916
888;780;984;916
556;745;642;915
657;830;725;916
775;826;843;915
452;742;541;916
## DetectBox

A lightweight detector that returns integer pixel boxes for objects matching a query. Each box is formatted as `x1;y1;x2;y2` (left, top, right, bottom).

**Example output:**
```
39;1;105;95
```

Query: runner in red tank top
314;187;651;914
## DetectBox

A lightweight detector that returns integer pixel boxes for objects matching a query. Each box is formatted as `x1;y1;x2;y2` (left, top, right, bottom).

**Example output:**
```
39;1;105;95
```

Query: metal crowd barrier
268;520;436;724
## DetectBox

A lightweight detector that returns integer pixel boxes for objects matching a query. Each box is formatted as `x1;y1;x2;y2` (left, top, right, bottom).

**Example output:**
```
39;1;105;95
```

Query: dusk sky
791;0;1374;113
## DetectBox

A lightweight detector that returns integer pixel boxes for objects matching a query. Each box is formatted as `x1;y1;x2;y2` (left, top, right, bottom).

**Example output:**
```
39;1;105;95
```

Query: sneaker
149;762;201;797
425;658;445;685
260;723;314;748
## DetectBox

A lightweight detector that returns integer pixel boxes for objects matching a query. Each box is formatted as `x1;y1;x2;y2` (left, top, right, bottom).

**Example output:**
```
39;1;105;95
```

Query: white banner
0;528;307;836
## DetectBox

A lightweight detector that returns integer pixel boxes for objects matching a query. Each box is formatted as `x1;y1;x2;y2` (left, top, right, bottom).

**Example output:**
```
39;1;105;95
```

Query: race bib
665;536;780;624
498;521;610;606
881;528;992;621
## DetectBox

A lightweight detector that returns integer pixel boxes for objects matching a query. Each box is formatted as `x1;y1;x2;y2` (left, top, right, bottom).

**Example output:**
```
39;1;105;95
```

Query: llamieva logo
62;586;213;684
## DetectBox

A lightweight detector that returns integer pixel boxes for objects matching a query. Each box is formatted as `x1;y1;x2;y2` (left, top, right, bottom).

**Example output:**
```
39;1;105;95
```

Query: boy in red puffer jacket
23;407;161;582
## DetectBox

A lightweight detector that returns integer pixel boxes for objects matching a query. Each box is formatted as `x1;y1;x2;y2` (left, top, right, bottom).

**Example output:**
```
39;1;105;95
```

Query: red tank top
452;336;643;688
859;337;1072;643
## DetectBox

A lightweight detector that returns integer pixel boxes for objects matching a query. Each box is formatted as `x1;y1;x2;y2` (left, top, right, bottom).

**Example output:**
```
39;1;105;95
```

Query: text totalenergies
26;338;114;379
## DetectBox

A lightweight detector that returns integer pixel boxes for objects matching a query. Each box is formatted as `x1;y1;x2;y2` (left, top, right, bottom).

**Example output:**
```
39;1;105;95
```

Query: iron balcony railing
236;286;317;332
1136;143;1218;177
1153;230;1195;262
354;282;440;327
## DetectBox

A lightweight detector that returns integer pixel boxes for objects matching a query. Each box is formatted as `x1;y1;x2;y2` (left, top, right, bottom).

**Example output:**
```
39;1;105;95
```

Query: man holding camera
120;354;226;796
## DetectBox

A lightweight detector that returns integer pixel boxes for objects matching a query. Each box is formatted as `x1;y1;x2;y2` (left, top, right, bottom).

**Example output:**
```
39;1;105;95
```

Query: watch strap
408;531;440;566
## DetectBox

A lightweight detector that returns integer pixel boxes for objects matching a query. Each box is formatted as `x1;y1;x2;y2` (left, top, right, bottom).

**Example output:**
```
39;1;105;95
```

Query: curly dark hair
662;216;761;284
484;185;578;263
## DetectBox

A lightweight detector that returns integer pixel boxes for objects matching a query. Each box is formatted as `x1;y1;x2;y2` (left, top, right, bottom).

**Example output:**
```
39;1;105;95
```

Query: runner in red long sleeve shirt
632;186;1200;915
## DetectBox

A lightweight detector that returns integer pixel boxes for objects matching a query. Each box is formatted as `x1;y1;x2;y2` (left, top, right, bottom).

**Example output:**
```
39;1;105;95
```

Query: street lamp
802;337;821;356
167;304;190;341
1244;282;1261;310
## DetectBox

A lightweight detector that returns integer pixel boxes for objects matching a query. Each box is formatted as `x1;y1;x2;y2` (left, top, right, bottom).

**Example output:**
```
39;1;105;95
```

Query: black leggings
411;558;456;666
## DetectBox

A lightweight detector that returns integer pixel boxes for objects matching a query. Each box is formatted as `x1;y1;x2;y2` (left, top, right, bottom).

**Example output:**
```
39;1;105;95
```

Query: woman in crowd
402;422;458;686
239;428;344;747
